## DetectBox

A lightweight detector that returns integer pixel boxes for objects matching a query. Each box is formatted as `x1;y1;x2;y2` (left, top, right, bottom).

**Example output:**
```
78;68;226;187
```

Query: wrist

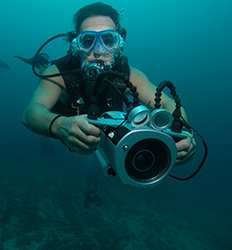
49;114;64;138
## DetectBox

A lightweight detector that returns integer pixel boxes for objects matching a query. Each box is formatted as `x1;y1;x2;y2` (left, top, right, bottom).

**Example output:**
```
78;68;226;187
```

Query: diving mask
71;29;125;55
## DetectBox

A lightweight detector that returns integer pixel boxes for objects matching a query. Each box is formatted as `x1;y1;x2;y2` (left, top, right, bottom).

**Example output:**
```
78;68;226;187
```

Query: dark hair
73;2;126;39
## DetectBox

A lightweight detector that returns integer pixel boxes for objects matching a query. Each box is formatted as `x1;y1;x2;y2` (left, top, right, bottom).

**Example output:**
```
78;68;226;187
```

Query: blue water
0;0;231;249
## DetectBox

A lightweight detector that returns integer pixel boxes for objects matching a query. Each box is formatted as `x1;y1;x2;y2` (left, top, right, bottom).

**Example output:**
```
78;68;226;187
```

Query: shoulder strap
52;55;131;114
113;55;130;80
52;55;83;106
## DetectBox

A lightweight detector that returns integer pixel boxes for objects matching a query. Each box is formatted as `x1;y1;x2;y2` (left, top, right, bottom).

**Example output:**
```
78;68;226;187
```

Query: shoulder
129;66;150;85
42;64;60;75
128;66;171;109
128;66;158;108
129;66;156;92
40;64;66;89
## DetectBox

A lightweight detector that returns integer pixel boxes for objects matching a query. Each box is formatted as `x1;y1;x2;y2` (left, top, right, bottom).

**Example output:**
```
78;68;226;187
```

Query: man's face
79;15;117;64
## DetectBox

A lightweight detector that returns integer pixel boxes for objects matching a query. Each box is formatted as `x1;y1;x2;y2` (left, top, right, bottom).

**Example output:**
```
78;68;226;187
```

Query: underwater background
0;0;231;249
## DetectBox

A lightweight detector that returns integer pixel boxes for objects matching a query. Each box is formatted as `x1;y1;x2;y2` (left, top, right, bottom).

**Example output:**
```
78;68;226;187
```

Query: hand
175;134;197;164
53;114;101;155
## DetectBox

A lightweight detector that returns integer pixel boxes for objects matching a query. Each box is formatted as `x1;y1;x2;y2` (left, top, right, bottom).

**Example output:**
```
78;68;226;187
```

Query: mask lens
101;32;118;49
79;33;95;50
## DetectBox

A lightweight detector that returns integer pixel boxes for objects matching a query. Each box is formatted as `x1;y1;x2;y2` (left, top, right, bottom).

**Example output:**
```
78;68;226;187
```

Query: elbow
21;106;31;128
21;101;38;127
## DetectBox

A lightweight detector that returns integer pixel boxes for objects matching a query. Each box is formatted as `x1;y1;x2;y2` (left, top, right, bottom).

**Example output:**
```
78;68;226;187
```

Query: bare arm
129;67;188;121
22;65;65;137
22;65;101;154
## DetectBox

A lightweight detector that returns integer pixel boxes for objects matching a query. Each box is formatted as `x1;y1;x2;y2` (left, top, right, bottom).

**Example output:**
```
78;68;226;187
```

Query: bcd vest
51;54;130;116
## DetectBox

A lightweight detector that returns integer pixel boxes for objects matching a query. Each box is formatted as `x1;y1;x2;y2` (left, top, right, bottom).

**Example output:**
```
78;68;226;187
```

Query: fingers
76;116;101;137
69;116;101;150
176;135;196;162
176;147;196;162
66;136;98;153
176;150;189;159
77;126;100;144
80;123;101;137
176;137;192;152
58;115;101;154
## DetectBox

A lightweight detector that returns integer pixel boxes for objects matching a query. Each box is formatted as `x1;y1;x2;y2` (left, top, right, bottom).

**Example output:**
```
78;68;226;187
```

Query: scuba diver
0;59;10;70
22;2;197;167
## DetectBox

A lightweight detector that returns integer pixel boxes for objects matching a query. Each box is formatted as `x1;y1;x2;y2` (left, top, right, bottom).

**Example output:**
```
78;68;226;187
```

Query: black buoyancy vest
52;54;130;116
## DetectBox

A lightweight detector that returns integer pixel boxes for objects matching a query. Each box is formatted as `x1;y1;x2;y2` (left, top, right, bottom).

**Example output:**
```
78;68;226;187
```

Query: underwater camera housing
89;105;192;188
